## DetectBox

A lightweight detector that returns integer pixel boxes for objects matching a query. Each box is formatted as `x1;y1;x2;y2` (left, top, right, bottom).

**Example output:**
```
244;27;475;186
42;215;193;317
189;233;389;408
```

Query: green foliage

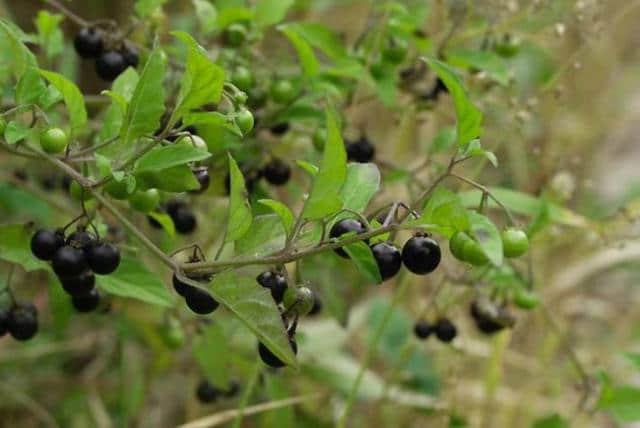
226;154;253;242
39;69;87;135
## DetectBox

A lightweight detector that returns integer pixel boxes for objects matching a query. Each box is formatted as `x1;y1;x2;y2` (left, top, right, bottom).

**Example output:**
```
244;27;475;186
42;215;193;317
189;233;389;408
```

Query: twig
41;0;89;27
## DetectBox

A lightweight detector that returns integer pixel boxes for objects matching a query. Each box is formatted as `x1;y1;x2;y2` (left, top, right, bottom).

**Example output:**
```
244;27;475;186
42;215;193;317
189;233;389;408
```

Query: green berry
502;228;529;258
449;231;473;261
176;134;207;151
312;127;327;151
513;288;540;310
234;91;248;105
231;66;254;91
283;286;315;317
224;23;248;47
129;188;160;213
40;127;69;154
69;180;93;201
382;37;408;64
162;318;186;349
269;79;296;104
494;36;521;58
462;238;489;266
235;107;254;135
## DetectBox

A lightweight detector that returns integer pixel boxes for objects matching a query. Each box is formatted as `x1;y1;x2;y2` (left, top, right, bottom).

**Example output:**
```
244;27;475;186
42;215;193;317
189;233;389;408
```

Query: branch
40;0;89;27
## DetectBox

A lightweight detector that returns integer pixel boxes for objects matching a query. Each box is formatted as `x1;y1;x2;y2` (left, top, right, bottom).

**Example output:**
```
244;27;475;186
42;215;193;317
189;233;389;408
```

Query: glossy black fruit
7;303;38;341
346;137;375;163
60;270;95;296
189;168;211;194
470;302;505;335
262;158;291;186
184;287;219;315
0;309;9;337
95;51;127;81
66;229;96;250
269;122;290;135
74;27;103;59
87;243;120;275
122;45;139;68
172;273;210;297
71;288;100;312
258;338;297;368
434;318;457;343
31;228;64;261
196;380;219;403
256;271;288;303
171;206;197;235
413;320;433;339
52;245;88;277
371;242;402;280
329;218;367;258
402;235;441;275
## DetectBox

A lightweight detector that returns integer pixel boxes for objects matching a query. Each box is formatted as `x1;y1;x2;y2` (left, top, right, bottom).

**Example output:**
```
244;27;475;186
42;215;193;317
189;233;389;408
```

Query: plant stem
231;359;261;428
449;173;517;225
41;0;88;27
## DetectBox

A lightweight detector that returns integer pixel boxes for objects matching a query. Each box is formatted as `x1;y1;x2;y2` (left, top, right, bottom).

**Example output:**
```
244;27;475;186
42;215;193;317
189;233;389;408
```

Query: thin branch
40;0;89;27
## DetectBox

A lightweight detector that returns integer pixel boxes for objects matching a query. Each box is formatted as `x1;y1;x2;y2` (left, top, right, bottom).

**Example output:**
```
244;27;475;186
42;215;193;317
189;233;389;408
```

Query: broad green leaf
4;121;32;144
343;241;382;284
39;69;88;135
447;49;510;86
216;7;254;29
467;211;503;266
0;183;51;222
134;144;210;172
96;256;173;307
207;271;297;367
340;163;381;213
182;111;241;136
147;212;175;238
98;68;139;145
598;386;640;422
530;414;568;428
226;154;252;242
423;58;483;148
273;102;324;123
134;0;168;17
35;11;64;59
255;0;294;27
0;224;49;272
279;25;319;77
120;49;166;149
193;323;230;388
0;19;38;78
413;186;469;237
258;199;294;235
173;31;225;116
16;67;47;105
283;22;347;60
302;107;347;220
193;0;218;35
135;165;200;192
234;214;286;256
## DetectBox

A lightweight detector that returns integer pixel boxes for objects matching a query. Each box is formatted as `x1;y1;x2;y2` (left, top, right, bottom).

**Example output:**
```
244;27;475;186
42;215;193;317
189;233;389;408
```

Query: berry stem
449;173;517;225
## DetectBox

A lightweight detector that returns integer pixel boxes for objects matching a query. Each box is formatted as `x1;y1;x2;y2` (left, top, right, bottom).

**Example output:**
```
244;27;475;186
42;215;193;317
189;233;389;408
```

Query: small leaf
135;165;200;192
258;199;294;235
193;0;218;35
431;126;457;153
413;187;469;237
296;160;318;176
226;154;252;242
16;67;47;105
96;256;173;307
234;215;286;257
207;271;297;367
279;25;319;78
0;19;38;79
147;212;175;238
598;386;640;422
343;241;382;284
467;211;503;266
339;163;381;214
134;0;168;17
182;111;241;136
530;414;568;428
134;143;210;172
0;224;49;272
39;69;88;135
463;139;498;167
4;121;32;144
447;49;510;86
193;323;230;388
35;11;64;59
255;0;294;28
98;68;139;146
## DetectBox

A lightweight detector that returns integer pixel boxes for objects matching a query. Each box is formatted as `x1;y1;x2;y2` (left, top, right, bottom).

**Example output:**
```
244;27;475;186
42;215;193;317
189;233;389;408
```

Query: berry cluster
413;318;458;343
0;302;39;342
195;379;240;404
450;227;529;266
74;27;139;82
31;226;120;312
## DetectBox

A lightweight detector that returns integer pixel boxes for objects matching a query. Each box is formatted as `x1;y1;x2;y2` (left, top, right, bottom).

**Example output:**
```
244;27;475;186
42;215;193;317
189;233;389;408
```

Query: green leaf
599;385;640;422
134;0;168;17
623;352;640;371
463;139;498;167
39;69;88;135
413;187;469;237
255;0;294;27
343;241;382;284
431;126;457;153
234;214;286;257
207;271;297;367
120;48;166;149
173;31;225;116
296;160;318;176
135;165;200;192
279;25;319;77
302;107;347;220
4;121;32;144
467;211;503;266
447;49;510;86
340;163;381;213
193;323;230;388
283;22;348;61
423;58;483;148
0;224;49;272
35;11;64;59
96;256;173;307
216;7;254;29
98;68;139;145
182;111;241;136
0;19;38;79
226;154;252;242
530;414;568;428
193;0;218;35
147;212;175;238
16;67;47;105
134;144;210;172
258;199;294;235
526;195;551;238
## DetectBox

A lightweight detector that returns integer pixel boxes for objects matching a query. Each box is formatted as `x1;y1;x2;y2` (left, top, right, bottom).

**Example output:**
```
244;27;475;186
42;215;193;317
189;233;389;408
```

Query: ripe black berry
470;302;507;335
122;45;139;68
258;338;297;368
371;242;402;280
184;287;219;315
52;245;88;277
413;320;433;339
189;167;211;194
434;318;457;343
31;228;64;261
172;273;210;297
7;303;38;341
86;242;120;275
196;380;219;403
60;270;95;296
71;288;100;313
171;206;197;235
66;229;96;250
346;137;375;163
270;122;290;135
401;235;441;275
95;51;127;82
74;27;103;59
256;271;288;304
0;309;9;337
262;158;291;186
329;218;367;258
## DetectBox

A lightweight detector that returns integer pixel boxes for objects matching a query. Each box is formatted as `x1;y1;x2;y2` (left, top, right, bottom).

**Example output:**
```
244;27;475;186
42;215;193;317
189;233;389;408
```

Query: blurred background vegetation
2;0;640;427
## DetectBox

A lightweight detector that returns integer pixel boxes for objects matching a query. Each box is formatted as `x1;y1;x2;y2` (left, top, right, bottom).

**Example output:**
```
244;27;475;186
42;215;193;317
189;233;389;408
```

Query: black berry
86;242;120;275
71;288;101;313
0;309;9;337
413;320;433;339
30;228;64;261
258;338;297;368
371;242;402;280
74;27;103;59
346;137;375;163
309;293;322;316
7;303;38;341
172;273;210;297
52;245;88;277
262;158;291;186
60;270;95;296
269;122;290;135
122;45;139;68
189;167;210;194
171;206;197;235
256;271;288;303
434;318;457;343
184;287;219;315
470;302;505;335
66;229;96;250
196;380;219;403
95;51;127;82
401;235;441;275
329;218;367;258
